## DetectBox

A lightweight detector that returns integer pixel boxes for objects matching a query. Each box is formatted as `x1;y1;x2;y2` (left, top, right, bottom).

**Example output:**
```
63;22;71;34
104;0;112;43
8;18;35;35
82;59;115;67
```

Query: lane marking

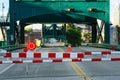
70;62;92;80
58;47;92;80
70;62;84;80
0;64;14;74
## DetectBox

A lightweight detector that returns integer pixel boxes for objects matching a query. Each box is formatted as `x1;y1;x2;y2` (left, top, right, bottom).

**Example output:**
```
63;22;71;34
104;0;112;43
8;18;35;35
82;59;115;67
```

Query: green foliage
66;24;82;47
24;27;33;33
83;32;92;43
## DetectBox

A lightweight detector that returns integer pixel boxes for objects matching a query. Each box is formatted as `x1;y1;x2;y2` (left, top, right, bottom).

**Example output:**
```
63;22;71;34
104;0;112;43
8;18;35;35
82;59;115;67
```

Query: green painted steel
19;24;25;44
41;24;66;46
9;0;110;45
12;1;107;21
0;22;10;26
9;0;15;45
88;43;120;51
92;23;97;43
0;44;26;51
0;41;6;47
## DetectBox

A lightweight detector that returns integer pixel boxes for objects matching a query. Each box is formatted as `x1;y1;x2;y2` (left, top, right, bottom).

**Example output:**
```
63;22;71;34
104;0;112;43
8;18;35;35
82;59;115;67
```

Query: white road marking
0;64;14;74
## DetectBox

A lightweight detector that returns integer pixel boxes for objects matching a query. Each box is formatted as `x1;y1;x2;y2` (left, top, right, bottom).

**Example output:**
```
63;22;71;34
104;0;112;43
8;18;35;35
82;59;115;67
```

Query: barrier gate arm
0;51;120;64
0;58;120;64
2;51;120;58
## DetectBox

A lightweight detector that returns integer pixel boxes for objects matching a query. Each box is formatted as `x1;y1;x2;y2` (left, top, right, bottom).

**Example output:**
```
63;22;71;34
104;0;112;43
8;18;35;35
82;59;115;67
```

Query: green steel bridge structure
0;0;110;46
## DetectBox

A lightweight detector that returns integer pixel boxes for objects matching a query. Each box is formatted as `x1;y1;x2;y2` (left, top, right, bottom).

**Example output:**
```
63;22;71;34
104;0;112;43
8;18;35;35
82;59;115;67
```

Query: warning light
66;8;75;12
88;8;97;12
110;46;115;50
23;48;28;52
27;41;36;50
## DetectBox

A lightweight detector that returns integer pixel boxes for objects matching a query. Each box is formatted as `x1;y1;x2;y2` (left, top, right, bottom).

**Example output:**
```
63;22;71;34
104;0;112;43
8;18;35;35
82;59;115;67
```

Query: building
113;4;120;25
25;29;41;44
0;29;3;41
110;25;117;44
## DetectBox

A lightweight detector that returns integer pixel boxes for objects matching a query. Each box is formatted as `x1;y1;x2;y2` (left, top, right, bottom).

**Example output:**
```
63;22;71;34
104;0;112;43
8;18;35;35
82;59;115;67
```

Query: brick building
25;29;41;44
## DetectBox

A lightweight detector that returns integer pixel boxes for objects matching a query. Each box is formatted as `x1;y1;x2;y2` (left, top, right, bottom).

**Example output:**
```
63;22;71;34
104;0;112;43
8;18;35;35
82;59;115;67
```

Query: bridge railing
88;43;120;51
0;44;26;51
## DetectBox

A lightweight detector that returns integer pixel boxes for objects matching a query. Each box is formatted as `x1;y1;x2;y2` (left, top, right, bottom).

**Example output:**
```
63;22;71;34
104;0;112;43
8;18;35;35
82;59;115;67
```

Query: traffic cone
67;45;72;52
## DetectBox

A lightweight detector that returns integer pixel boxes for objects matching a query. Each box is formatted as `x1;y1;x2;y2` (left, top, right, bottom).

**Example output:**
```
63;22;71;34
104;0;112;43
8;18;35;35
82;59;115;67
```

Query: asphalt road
0;46;120;80
78;61;120;80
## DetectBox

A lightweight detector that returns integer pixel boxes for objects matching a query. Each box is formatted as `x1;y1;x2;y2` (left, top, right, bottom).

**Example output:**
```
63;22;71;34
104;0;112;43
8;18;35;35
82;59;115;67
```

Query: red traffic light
27;41;36;50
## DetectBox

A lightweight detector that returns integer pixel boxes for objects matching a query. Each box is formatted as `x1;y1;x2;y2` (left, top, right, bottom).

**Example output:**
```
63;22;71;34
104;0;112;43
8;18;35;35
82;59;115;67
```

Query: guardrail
88;43;120;51
0;44;26;51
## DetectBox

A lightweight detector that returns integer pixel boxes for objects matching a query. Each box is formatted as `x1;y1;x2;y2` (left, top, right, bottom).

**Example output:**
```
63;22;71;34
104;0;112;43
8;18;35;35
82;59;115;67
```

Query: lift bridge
0;0;110;46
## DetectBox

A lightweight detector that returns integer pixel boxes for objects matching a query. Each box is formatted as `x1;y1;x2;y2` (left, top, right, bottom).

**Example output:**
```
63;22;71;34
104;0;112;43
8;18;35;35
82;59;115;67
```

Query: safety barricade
0;51;120;64
84;51;120;55
1;51;120;58
0;58;120;64
2;52;84;59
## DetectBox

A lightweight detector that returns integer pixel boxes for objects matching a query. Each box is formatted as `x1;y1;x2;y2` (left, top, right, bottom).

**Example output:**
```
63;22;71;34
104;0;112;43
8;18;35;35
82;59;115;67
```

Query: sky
0;0;120;23
0;0;9;16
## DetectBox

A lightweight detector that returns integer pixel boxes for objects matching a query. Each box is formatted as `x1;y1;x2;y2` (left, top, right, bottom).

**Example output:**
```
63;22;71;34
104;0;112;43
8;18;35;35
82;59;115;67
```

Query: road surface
0;46;120;80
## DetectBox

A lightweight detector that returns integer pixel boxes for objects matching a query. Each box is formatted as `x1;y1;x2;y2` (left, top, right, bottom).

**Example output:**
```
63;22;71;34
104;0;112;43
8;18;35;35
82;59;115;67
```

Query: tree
66;24;82;47
83;32;92;43
24;27;33;33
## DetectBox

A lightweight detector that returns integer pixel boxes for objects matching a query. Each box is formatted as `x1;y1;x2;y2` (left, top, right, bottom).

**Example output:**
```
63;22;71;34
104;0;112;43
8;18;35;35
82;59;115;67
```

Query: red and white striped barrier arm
0;58;120;64
84;51;120;55
3;52;84;58
2;51;120;58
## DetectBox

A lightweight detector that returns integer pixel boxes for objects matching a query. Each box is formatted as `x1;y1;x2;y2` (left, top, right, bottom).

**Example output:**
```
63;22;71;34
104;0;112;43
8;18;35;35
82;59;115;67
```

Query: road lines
70;62;92;80
0;64;14;74
59;47;92;80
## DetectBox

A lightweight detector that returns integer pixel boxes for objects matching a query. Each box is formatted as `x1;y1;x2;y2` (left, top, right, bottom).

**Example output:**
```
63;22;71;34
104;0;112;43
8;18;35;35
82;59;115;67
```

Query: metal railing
88;43;120;51
0;44;26;51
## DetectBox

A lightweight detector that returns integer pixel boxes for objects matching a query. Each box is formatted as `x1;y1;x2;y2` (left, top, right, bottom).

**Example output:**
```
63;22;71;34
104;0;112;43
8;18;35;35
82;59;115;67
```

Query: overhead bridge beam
9;0;110;45
0;22;10;26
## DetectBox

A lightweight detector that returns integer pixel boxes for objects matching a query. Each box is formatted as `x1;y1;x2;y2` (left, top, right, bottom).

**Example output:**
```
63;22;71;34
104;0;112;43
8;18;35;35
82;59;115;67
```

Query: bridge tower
8;0;110;45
